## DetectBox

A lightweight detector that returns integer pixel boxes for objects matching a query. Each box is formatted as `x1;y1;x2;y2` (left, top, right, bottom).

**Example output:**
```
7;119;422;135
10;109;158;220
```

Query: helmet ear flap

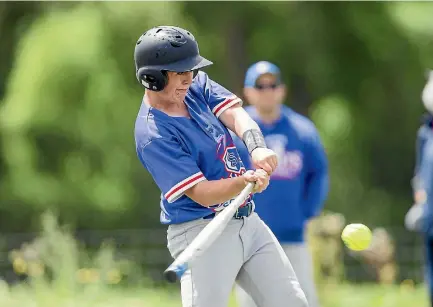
136;67;168;91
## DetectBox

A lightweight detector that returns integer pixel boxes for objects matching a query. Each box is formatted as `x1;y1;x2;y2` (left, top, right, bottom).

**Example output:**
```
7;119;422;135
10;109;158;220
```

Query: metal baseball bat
163;182;254;283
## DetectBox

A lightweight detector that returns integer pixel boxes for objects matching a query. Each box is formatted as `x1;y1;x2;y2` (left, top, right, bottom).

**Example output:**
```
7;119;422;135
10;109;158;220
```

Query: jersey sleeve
196;72;242;118
302;126;329;218
138;138;206;203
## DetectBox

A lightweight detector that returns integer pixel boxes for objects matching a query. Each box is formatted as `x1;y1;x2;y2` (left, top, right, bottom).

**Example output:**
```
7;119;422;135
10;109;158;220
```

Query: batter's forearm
184;176;247;207
232;109;261;140
219;106;267;157
219;105;262;139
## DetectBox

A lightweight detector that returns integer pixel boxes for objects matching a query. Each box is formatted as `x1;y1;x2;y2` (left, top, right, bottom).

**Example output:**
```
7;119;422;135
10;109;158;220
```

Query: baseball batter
133;26;308;307
232;61;329;307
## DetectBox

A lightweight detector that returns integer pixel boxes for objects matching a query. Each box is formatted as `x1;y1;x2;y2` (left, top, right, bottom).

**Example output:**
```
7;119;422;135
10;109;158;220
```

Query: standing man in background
233;61;329;307
405;69;433;307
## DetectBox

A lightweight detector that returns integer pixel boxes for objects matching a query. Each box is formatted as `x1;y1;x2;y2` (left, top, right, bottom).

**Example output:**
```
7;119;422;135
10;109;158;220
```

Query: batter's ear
136;67;168;91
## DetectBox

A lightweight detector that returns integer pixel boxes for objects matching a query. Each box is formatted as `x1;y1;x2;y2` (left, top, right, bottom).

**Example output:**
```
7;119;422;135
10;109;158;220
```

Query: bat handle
163;263;188;283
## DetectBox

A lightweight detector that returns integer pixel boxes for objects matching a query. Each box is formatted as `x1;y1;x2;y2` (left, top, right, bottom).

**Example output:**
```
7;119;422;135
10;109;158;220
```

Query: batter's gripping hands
251;148;278;175
243;169;270;193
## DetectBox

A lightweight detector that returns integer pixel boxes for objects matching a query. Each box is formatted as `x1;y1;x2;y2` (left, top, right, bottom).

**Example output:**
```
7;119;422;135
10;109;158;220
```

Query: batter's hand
251;148;278;175
243;169;270;193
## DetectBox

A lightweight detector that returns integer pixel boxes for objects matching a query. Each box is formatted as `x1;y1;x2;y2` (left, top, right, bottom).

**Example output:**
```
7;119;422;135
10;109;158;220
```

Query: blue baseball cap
244;61;282;88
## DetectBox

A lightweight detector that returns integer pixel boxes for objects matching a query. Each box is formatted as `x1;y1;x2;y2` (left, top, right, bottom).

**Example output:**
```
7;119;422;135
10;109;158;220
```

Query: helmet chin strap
422;71;433;114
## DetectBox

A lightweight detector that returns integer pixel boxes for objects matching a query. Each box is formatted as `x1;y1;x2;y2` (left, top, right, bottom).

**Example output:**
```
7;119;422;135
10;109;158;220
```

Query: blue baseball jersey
134;71;253;225
414;114;433;236
232;105;329;243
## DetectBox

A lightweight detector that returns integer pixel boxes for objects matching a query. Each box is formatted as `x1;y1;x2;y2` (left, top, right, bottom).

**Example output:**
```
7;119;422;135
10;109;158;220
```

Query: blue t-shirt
232;105;329;243
135;71;253;225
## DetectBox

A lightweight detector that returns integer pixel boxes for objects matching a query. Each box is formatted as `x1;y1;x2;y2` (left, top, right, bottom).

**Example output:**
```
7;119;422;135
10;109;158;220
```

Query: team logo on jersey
212;135;250;213
216;135;246;176
223;147;244;174
265;134;303;179
282;151;303;178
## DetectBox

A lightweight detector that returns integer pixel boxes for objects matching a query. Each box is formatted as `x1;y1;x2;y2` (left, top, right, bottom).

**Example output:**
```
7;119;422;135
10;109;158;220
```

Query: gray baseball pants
236;242;320;307
166;212;308;307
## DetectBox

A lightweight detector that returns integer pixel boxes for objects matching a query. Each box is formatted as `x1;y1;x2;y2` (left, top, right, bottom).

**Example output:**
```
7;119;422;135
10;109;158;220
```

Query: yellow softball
341;223;372;251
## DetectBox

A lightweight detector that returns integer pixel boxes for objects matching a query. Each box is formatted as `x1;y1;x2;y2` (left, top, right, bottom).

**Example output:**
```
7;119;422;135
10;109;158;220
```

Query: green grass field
3;214;428;307
0;280;429;307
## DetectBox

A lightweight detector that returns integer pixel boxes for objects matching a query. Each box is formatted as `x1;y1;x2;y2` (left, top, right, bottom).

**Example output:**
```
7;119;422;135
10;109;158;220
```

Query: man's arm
219;104;260;139
302;128;329;219
197;73;277;173
405;127;429;232
185;176;247;206
139;137;266;207
185;169;268;207
230;131;253;170
413;126;427;197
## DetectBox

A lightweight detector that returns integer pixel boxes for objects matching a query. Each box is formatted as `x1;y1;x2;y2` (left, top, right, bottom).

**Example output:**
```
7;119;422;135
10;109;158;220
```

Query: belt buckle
233;204;251;219
234;209;242;220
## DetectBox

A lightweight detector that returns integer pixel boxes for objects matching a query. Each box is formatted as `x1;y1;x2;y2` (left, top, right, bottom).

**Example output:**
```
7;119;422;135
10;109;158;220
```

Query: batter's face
244;74;286;113
161;71;194;103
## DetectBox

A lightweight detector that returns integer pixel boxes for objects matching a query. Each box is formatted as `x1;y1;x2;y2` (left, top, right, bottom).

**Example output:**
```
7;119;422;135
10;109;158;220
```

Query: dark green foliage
0;1;432;233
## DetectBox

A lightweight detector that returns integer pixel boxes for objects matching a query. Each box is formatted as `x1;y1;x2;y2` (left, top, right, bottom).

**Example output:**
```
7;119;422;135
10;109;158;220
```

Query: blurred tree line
1;1;433;234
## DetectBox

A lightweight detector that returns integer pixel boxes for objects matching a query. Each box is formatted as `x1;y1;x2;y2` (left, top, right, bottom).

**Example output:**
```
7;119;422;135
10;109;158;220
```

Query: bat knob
163;269;178;283
163;263;188;283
